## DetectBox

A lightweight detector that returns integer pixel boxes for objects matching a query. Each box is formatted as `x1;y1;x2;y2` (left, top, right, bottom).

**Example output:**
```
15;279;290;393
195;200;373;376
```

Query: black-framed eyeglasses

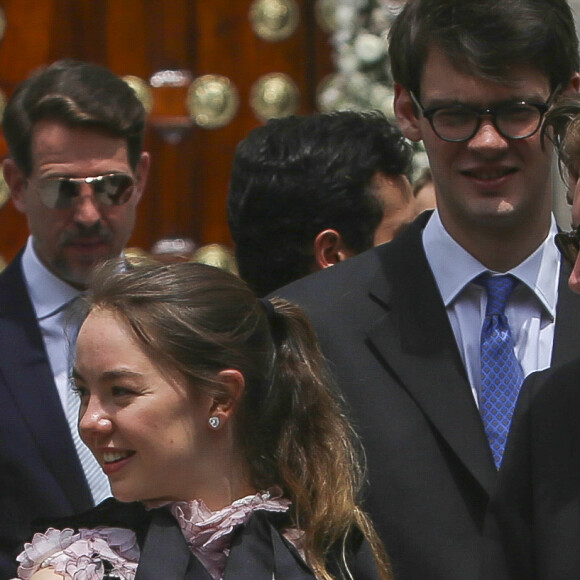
555;225;580;268
29;173;135;210
409;86;560;143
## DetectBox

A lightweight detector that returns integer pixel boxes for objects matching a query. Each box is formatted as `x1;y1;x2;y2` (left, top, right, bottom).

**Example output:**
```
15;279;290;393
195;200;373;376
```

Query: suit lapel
366;216;496;495
136;509;314;580
551;259;580;368
135;509;212;580
224;511;314;580
0;255;92;511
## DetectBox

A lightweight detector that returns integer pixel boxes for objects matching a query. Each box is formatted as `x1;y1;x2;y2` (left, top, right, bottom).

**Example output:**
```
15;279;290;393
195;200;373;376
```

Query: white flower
354;33;387;64
335;5;357;27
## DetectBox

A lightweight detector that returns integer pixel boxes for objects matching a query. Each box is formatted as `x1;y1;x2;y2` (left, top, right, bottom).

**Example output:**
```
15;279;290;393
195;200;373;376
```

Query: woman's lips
101;450;135;475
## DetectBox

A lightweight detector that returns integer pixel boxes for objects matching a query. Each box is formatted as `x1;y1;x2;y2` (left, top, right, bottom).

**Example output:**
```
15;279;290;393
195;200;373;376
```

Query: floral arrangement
316;0;428;175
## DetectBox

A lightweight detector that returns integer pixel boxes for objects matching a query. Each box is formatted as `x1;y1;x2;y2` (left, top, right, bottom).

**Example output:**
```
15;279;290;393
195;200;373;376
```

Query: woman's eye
71;382;88;398
112;386;135;397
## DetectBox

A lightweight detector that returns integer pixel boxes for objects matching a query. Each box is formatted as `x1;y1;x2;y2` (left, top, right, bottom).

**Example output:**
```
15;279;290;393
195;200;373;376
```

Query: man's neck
439;214;552;273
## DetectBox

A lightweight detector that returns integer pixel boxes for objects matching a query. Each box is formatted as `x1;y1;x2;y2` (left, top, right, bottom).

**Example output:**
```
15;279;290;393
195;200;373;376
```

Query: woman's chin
111;486;140;504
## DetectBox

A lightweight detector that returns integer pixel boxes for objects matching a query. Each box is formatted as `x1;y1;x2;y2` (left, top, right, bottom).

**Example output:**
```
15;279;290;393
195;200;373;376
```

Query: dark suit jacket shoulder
0;254;92;580
483;360;580;580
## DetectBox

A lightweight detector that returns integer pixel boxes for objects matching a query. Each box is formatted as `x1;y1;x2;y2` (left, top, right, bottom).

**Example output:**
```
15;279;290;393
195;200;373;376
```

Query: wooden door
0;0;332;264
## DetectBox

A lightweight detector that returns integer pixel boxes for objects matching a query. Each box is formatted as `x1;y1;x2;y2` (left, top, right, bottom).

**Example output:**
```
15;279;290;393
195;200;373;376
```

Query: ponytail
243;298;391;580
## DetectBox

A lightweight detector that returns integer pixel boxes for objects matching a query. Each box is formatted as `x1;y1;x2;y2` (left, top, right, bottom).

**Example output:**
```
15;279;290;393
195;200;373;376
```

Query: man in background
483;93;580;580
273;1;580;578
0;59;149;578
227;110;415;296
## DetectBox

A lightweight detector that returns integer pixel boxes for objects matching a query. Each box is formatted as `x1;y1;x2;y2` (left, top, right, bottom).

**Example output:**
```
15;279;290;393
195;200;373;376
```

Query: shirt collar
21;236;81;320
423;210;559;319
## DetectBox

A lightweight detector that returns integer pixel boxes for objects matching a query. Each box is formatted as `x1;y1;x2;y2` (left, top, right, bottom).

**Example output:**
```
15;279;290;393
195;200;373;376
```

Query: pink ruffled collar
169;488;291;580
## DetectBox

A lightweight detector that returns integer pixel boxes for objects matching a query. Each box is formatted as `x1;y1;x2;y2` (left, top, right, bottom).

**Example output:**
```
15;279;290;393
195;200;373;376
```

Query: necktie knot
480;274;518;317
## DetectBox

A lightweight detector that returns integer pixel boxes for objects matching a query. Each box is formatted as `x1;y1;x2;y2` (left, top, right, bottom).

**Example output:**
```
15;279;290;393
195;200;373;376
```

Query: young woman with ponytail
14;260;390;580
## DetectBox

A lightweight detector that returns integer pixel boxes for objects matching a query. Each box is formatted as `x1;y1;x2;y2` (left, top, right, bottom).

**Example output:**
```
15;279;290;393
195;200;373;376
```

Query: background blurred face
372;172;416;245
75;309;214;505
396;46;554;246
567;177;580;293
8;120;148;288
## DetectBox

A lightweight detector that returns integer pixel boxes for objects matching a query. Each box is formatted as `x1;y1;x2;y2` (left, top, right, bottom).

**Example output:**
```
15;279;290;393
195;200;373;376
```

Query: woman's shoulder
15;499;150;580
34;498;150;534
15;526;141;580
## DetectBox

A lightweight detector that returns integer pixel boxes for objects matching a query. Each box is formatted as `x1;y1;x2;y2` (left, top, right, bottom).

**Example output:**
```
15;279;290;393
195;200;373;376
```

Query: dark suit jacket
272;212;580;580
482;360;580;580
33;498;383;580
0;254;93;579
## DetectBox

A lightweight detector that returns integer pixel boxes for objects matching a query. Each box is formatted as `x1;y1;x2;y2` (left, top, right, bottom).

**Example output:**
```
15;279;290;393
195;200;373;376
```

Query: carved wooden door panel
0;0;332;265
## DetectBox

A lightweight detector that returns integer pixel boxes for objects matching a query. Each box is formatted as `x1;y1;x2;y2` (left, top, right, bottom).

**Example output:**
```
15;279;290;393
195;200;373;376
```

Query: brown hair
84;259;391;580
3;59;146;175
543;92;580;180
388;0;578;99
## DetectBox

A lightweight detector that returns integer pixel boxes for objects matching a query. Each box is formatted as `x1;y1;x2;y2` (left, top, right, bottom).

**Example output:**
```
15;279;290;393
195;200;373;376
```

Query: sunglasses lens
35;174;134;208
36;179;81;209
93;174;134;206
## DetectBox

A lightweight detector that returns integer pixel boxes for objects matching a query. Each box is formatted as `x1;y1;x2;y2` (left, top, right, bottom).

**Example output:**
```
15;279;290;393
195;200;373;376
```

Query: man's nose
73;186;102;227
467;118;509;152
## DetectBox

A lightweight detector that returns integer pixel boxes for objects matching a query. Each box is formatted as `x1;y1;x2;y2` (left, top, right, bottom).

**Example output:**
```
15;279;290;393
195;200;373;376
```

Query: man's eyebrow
423;94;549;109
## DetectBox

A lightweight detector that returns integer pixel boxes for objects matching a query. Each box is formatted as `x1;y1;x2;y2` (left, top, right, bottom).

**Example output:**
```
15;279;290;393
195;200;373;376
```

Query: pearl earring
208;416;221;429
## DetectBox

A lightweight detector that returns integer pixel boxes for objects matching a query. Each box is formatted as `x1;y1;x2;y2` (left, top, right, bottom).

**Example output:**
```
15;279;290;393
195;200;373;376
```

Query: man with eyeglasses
0;60;149;578
271;1;580;579
483;93;580;579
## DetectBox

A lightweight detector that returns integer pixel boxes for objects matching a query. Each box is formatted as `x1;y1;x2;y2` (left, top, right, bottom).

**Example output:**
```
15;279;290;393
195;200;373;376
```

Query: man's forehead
30;119;130;173
419;55;551;105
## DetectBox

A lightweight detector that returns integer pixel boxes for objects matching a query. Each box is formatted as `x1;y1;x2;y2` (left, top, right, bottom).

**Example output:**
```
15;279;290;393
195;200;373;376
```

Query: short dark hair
389;0;579;98
228;110;413;296
3;59;146;175
543;93;580;178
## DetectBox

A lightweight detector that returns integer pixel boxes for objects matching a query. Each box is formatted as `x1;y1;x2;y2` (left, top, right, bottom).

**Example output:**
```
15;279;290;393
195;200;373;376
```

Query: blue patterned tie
479;274;524;469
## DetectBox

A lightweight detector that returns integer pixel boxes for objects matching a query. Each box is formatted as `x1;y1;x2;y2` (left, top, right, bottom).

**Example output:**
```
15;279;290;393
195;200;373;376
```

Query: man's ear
3;158;28;213
562;72;580;94
132;151;150;205
208;369;245;428
313;229;355;270
394;84;423;142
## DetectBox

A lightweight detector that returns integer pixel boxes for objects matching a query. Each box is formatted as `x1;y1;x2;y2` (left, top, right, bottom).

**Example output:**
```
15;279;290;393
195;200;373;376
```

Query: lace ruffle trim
14;526;140;580
13;489;291;580
170;487;291;579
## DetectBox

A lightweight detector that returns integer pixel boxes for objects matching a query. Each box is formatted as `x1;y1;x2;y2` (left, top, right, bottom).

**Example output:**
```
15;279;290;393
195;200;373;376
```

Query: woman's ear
208;369;245;428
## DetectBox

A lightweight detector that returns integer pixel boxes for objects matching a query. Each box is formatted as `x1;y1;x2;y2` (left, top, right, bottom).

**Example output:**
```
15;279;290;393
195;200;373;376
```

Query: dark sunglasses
555;225;580;268
30;173;135;209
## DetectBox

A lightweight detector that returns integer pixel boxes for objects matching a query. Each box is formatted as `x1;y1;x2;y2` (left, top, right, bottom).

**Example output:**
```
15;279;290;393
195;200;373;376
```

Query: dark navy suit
0;254;93;579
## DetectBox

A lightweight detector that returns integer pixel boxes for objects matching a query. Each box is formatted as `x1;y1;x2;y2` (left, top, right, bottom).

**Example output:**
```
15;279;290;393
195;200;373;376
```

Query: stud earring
208;416;221;429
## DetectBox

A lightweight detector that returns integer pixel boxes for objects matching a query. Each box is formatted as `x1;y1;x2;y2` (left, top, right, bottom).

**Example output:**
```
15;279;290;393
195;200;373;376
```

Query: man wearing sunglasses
0;59;149;578
272;1;580;579
483;94;580;579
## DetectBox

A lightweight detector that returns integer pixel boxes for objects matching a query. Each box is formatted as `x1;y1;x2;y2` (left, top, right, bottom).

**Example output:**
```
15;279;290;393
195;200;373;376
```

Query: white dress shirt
423;211;559;407
21;236;111;503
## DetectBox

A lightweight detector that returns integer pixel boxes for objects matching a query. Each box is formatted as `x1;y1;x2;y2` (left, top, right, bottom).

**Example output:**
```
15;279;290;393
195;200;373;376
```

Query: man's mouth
462;168;517;180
